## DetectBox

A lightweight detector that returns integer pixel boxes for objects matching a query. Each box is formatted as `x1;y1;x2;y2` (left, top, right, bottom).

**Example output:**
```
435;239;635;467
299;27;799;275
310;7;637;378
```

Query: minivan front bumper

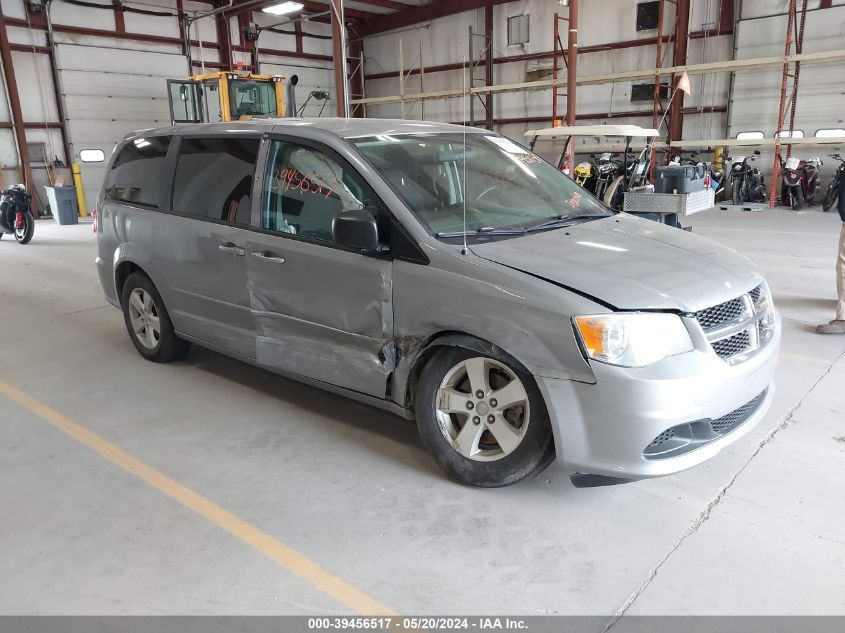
537;312;781;478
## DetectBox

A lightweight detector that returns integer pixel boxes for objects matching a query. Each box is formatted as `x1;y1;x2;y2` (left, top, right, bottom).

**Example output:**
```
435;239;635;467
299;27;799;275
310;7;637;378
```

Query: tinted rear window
104;136;171;208
172;137;260;226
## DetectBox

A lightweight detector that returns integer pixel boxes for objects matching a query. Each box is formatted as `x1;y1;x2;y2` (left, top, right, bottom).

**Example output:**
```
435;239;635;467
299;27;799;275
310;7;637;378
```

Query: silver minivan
95;119;780;487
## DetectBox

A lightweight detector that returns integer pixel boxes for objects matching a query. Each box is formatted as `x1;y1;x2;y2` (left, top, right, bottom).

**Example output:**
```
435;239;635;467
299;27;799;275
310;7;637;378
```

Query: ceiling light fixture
261;1;304;16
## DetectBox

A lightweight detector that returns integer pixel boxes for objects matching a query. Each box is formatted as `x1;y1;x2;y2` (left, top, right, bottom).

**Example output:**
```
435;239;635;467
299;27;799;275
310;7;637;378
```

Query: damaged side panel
246;231;394;398
390;256;603;408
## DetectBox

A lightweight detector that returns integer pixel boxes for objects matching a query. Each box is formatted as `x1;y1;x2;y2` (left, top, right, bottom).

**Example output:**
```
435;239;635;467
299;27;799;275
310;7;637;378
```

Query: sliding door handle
218;242;245;256
251;250;286;264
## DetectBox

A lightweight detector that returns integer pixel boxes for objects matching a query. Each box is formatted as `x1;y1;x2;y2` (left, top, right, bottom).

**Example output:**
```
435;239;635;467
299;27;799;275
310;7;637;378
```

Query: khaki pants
838;222;845;320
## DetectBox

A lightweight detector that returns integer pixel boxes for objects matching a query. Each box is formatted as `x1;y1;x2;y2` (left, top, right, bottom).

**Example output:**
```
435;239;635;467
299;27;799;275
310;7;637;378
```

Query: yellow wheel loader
167;70;290;124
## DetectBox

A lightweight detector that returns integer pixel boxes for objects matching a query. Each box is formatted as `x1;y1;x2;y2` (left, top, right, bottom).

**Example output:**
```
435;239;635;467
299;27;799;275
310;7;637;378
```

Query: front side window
172;137;260;225
104;136;171;208
262;140;369;243
348;132;609;238
229;80;277;118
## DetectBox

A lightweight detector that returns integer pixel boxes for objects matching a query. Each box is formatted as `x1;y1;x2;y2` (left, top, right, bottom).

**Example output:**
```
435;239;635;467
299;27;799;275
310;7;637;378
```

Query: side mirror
332;209;381;252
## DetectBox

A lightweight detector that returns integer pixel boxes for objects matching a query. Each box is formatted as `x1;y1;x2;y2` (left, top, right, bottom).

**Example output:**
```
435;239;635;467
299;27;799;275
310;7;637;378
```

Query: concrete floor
1;209;844;618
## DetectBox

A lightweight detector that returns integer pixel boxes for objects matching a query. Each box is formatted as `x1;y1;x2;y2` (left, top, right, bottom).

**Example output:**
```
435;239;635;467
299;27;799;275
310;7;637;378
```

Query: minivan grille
695;296;747;332
694;284;773;364
710;391;766;435
711;330;751;360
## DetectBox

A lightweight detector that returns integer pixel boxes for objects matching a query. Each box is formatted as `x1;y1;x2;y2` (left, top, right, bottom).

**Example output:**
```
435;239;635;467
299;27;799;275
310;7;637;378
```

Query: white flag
676;71;691;95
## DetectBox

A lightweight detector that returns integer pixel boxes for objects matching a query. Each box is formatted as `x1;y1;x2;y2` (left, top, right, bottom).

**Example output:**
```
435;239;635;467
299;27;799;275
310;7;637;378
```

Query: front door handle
251;250;286;264
218;242;245;256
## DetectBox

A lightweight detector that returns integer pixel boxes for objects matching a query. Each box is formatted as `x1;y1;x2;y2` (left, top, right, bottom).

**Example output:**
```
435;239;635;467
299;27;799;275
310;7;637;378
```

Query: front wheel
731;179;742;205
14;214;34;244
414;347;554;487
603;176;624;209
823;180;840;212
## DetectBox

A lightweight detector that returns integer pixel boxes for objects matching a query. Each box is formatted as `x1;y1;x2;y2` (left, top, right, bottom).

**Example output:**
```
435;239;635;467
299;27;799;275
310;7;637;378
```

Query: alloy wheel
128;288;161;350
435;357;530;462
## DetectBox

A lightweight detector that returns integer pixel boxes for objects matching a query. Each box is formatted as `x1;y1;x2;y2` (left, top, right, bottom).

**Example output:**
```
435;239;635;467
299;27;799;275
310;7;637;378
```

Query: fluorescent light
261;1;303;15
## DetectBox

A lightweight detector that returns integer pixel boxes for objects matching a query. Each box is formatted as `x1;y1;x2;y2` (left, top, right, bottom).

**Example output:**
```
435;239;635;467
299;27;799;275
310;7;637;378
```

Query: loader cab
167;71;286;124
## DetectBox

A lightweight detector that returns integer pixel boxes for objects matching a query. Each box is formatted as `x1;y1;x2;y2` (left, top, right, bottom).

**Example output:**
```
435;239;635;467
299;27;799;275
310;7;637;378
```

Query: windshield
348;132;610;237
229;79;277;118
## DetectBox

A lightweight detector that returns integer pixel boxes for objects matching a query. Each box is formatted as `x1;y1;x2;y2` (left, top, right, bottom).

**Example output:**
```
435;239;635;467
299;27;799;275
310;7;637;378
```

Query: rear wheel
823;180;840;212
791;187;803;211
13;215;33;244
121;272;190;362
414;347;554;487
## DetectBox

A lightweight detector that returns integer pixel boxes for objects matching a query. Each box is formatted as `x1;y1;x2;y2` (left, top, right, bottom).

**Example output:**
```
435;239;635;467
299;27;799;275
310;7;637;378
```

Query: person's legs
837;222;845;321
817;222;845;334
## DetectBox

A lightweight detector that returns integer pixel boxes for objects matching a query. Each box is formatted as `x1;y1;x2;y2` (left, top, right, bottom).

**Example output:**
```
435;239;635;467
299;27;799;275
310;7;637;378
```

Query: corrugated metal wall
361;0;732;161
0;0;334;207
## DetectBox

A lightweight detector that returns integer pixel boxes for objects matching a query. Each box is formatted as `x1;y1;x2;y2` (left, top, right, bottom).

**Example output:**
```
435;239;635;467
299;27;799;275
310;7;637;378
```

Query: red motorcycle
780;155;822;211
0;184;34;244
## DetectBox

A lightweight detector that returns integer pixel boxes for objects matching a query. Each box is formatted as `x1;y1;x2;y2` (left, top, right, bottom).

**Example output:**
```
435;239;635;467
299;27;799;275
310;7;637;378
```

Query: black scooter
0;185;35;244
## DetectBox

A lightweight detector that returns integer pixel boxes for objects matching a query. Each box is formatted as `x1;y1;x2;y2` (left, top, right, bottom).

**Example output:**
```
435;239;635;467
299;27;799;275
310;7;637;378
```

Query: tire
823;180;840;212
731;179;742;205
603;176;623;209
120;272;190;363
14;215;34;244
791;187;803;211
414;346;554;487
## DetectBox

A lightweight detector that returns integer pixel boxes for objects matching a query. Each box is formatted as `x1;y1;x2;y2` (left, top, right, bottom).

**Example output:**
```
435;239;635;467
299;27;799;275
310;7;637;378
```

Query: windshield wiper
525;213;607;233
436;225;527;238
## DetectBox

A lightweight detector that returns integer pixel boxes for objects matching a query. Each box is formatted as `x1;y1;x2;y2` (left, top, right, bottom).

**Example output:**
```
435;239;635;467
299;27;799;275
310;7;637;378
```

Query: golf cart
525;124;658;209
525;124;715;227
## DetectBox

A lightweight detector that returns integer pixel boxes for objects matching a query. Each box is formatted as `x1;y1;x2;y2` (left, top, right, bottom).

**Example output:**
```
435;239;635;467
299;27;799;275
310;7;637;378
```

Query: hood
470;214;762;312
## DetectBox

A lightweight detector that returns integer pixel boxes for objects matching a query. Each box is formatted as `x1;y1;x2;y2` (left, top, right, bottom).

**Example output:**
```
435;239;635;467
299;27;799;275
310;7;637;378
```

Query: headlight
573;313;694;368
755;281;776;344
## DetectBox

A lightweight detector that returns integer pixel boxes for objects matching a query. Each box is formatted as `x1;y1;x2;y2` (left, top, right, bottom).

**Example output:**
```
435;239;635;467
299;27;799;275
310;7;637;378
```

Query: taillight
91;208;98;234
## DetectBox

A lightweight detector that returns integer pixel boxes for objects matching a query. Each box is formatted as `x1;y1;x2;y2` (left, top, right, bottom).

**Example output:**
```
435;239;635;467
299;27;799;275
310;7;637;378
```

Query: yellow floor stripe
780;352;843;366
0;379;395;616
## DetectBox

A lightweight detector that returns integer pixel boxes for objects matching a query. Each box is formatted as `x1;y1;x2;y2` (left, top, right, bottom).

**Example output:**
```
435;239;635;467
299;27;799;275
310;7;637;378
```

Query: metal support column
551;12;564;126
564;0;578;167
468;14;493;129
668;0;690;146
0;5;35;207
348;38;366;118
214;0;234;71
785;0;808;159
484;4;494;129
769;0;797;208
330;0;349;118
649;0;667;182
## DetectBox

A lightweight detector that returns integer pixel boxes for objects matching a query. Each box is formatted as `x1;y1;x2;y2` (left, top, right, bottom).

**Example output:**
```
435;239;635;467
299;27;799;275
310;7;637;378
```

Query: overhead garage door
56;43;189;207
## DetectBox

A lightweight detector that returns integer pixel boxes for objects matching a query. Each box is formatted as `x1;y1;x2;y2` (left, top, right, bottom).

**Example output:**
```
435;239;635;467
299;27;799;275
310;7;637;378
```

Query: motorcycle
573;159;597;193
823;154;845;213
604;148;650;210
780;155;823;210
593;152;620;203
0;184;34;244
709;154;730;201
730;150;767;205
